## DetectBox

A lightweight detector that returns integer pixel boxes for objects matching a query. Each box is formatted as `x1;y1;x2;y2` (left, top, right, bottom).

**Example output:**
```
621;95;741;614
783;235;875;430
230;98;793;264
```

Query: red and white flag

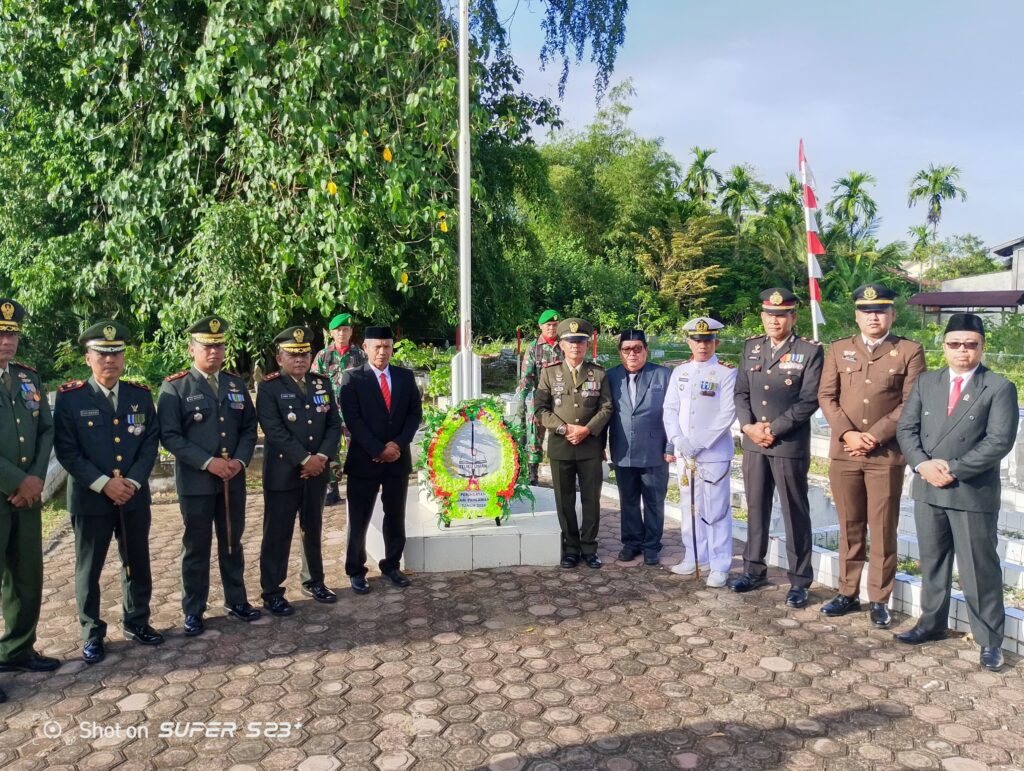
798;139;825;337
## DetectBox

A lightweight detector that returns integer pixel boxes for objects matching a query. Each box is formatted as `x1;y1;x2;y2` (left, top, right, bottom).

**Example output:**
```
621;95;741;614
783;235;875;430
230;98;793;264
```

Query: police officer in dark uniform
54;321;163;664
257;326;342;615
534;318;613;569
158;316;260;636
731;289;824;608
0;299;58;701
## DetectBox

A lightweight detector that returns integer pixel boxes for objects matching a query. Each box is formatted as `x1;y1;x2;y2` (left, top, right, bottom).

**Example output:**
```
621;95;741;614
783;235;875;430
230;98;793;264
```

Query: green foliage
922;234;1002;282
908;163;967;238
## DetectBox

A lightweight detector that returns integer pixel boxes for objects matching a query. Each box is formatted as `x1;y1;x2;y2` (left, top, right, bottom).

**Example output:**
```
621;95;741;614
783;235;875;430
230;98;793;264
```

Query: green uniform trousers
0;502;43;663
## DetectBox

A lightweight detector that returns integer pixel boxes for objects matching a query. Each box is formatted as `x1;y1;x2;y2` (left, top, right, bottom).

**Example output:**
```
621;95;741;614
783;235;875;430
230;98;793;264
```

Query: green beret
79;319;131;353
538;309;559;325
328;313;353;330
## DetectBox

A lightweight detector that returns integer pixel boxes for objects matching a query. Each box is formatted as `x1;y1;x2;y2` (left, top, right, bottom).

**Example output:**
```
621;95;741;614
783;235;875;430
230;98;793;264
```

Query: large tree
826;171;878;242
907;163;967;239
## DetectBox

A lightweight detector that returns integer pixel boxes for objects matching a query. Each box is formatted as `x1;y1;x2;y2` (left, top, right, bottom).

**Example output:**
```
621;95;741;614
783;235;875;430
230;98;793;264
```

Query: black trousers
915;502;1004;648
260;475;329;600
345;474;408;577
551;456;603;557
615;464;668;557
72;508;153;642
179;489;248;615
741;451;814;589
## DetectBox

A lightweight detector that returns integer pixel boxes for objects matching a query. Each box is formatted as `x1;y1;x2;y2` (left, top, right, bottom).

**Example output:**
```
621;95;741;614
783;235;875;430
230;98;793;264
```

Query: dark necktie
207;373;219;397
628;373;638;405
1;370;11;396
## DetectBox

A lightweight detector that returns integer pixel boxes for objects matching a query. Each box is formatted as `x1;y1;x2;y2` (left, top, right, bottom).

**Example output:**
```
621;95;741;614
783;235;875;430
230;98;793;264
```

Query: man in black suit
340;326;422;594
257;326;341;615
158;316;261;636
54;321;163;664
896;312;1019;671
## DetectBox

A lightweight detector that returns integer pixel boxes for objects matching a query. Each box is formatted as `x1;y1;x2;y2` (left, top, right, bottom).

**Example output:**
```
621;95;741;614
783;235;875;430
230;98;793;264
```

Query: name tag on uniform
279;393;296;399
79;409;100;417
187;394;205;403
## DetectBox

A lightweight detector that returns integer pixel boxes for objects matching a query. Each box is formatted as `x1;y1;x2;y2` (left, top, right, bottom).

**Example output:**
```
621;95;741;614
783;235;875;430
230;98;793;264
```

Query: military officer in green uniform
53;321;163;664
515;309;562;485
158;316;260;636
311;312;366;505
0;299;59;701
535;318;613;568
258;326;342;615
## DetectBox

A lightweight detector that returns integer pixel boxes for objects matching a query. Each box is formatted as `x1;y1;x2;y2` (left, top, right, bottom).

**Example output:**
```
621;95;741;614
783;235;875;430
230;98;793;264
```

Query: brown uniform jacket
818;334;926;464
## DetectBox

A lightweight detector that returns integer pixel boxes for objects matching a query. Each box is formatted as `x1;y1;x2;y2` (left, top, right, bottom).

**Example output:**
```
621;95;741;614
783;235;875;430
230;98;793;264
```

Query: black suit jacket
158;367;257;497
257;370;341;491
340;364;422;478
54;379;160;516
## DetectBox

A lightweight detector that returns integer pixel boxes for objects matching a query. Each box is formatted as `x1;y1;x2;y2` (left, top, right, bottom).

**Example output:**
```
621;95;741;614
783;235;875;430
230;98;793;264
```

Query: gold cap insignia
209;318;222;333
569;321;579;334
294;329;305;343
1;303;13;321
103;325;116;341
695;319;710;333
862;287;878;301
769;291;783;306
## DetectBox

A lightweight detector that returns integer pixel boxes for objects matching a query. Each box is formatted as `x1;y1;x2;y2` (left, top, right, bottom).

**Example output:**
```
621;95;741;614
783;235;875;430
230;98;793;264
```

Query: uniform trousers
0;503;42;662
179;489;248;615
676;460;732;573
72;509;153;641
550;457;603;557
741;452;813;588
828;459;904;602
260;475;329;600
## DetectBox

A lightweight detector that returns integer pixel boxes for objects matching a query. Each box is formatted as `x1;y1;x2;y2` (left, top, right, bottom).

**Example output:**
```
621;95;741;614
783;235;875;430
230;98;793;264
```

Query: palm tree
684;146;723;205
826;171;878;242
718;165;761;227
907;164;967;239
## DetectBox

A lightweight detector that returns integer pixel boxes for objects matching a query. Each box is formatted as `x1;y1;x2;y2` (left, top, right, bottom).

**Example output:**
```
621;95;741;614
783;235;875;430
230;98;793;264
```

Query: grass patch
732;507;748;522
896;556;921;576
41;495;68;540
808;458;830;477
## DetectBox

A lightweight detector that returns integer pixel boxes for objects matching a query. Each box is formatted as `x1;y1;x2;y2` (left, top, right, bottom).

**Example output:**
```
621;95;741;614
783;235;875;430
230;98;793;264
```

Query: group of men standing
524;284;1017;671
0;300;422;701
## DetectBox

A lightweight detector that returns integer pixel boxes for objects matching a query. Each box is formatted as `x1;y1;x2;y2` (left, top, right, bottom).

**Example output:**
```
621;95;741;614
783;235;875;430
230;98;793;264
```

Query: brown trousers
828;459;905;602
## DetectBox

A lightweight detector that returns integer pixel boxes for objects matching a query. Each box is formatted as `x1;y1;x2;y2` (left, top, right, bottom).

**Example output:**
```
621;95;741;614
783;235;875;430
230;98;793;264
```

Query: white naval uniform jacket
663;355;738;463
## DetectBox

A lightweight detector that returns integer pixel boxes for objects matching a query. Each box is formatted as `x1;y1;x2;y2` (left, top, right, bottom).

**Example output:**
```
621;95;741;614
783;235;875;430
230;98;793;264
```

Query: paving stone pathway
2;490;1022;770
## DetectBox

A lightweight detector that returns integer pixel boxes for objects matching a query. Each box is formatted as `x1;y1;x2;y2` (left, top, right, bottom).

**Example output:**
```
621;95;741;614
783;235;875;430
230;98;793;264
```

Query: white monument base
366;483;563;572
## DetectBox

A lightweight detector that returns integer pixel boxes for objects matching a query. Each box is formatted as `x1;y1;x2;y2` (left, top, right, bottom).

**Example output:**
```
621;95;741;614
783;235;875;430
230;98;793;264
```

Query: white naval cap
683;316;724;339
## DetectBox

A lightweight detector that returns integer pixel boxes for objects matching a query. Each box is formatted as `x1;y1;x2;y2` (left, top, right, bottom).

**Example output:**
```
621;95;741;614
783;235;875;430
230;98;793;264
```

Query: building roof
908;290;1024;308
991;236;1024;257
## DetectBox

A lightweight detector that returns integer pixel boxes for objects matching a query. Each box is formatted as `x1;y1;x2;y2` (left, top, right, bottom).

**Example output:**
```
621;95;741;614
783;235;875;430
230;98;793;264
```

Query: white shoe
705;571;728;588
670;562;709;576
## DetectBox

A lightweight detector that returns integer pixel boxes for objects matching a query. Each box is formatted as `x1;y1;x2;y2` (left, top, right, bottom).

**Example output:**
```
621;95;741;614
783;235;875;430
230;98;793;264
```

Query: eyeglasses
944;341;981;350
620;345;645;354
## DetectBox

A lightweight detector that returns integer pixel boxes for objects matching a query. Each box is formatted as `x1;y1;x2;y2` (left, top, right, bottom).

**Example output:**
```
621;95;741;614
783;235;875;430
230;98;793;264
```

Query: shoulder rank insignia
745;334;761;341
800;337;821;345
164;370;189;382
541;361;561;368
720;361;735;369
58;379;87;393
263;372;281;382
123;380;151;391
12;360;37;373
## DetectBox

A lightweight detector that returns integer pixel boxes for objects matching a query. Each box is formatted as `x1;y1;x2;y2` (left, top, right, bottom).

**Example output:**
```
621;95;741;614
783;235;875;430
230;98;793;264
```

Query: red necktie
947;376;963;417
379;372;392;411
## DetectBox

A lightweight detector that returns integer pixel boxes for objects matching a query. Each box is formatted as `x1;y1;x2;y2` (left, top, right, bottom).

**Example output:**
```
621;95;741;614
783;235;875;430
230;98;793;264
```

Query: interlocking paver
1;491;1021;769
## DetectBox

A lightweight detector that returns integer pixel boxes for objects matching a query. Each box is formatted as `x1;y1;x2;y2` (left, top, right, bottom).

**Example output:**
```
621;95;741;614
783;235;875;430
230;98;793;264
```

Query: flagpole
799;140;821;342
456;0;475;399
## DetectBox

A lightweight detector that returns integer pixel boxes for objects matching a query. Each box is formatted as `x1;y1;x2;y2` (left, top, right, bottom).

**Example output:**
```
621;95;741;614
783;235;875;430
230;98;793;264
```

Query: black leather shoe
869;602;891;628
262;596;295;616
350;576;371;595
224;602;261;622
0;686;6;703
729;574;768;593
528;464;540;486
383;570;411;588
82;639;105;665
324;485;341;506
0;653;60;673
302;583;337;603
644;555;660;566
583;554;602;569
617;547;639;561
183;615;205;636
895;626;947;645
820;594;861;616
560;555;579;569
123;625;165;645
980;646;1004;671
785;587;809;608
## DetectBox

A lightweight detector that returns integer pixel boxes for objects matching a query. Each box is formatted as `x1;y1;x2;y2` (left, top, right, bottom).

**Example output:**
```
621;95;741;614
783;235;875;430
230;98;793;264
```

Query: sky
496;0;1024;248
